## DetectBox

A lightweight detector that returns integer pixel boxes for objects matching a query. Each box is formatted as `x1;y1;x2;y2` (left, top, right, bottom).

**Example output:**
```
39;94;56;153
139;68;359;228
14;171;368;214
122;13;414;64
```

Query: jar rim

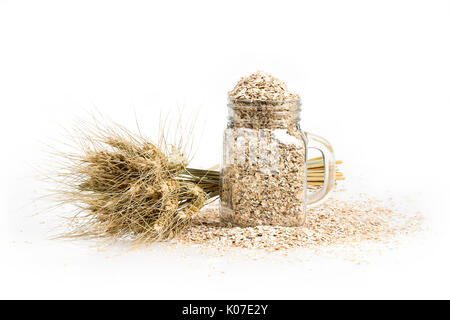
228;97;301;105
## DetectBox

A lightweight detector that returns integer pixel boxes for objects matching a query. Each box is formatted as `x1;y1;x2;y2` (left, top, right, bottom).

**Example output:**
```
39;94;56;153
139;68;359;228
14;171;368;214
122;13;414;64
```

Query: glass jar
220;98;335;227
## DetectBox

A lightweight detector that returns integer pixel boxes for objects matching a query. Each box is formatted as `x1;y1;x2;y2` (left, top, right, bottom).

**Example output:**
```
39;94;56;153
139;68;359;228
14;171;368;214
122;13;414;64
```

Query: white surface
1;0;450;299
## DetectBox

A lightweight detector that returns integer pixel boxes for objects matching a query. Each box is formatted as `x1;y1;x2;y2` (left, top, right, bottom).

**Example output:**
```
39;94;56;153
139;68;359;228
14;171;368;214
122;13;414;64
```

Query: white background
1;0;450;299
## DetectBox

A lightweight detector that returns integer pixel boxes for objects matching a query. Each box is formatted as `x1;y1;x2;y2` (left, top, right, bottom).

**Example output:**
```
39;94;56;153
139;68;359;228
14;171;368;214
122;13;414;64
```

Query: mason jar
220;98;335;227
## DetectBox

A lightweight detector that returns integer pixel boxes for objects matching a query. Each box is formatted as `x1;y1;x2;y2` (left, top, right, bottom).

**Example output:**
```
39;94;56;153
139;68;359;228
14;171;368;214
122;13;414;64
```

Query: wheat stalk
184;157;344;189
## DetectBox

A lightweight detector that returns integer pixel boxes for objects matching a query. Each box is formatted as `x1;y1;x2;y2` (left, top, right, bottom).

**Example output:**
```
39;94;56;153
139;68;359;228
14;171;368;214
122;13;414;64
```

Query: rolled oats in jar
220;71;335;227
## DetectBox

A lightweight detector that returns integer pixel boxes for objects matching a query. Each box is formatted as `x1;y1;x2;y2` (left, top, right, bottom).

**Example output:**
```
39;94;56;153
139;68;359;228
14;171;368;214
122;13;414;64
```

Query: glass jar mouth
228;98;301;114
228;97;301;105
227;97;301;129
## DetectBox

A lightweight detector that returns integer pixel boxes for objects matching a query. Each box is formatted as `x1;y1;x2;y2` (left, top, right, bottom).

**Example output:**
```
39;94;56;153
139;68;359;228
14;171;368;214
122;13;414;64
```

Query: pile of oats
228;71;299;102
176;192;424;252
221;71;306;227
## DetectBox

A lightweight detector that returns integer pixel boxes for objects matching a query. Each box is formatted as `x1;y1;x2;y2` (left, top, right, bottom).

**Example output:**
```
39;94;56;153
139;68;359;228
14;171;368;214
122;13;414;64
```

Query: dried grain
228;71;299;102
221;71;306;227
176;192;424;252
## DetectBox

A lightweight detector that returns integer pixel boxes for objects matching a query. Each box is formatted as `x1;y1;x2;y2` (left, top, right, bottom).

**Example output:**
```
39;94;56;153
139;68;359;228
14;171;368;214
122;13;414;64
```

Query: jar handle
305;132;336;205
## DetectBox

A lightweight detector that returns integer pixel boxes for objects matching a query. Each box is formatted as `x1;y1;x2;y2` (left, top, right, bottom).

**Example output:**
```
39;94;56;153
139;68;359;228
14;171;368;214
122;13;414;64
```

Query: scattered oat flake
174;192;424;252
